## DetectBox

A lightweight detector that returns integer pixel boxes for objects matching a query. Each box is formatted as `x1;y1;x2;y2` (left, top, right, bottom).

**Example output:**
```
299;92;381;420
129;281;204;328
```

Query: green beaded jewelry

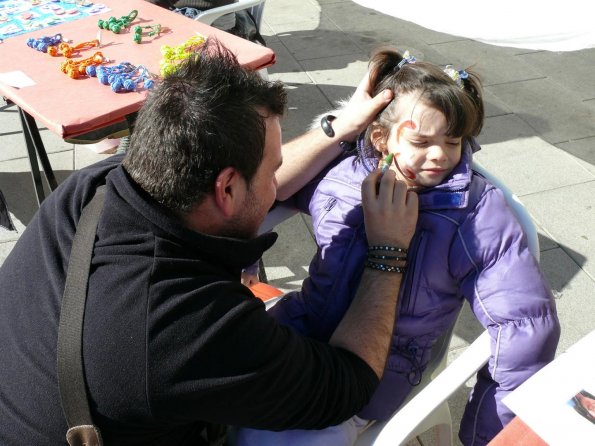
97;10;138;34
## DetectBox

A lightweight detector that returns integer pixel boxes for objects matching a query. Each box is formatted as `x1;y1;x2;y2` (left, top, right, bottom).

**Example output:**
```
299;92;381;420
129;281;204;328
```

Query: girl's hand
361;168;418;248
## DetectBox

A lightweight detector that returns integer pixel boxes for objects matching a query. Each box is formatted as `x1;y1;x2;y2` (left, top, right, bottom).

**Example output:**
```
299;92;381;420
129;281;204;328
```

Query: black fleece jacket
0;155;378;445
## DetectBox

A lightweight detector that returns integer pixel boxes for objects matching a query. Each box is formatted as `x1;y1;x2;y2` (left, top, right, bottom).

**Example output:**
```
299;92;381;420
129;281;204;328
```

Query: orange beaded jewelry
48;39;100;58
60;52;106;79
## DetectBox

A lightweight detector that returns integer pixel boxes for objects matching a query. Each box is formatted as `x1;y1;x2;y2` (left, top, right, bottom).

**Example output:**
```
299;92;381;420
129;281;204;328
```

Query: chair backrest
193;0;266;26
472;161;540;261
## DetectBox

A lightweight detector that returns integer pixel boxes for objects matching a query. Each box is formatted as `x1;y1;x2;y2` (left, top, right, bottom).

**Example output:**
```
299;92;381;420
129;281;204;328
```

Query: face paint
396;120;416;144
395;120;417;180
403;153;417;180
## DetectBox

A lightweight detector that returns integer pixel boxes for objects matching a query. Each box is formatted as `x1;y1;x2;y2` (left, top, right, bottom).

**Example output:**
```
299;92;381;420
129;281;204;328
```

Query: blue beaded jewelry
87;62;155;92
26;33;64;53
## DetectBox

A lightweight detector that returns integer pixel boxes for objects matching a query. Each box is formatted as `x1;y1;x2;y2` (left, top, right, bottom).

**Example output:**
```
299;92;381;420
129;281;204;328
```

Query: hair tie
443;65;468;89
395;50;416;71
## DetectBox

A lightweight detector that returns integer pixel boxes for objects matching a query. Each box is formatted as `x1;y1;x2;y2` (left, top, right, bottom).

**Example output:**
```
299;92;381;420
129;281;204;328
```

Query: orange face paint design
395;120;417;180
396;120;416;143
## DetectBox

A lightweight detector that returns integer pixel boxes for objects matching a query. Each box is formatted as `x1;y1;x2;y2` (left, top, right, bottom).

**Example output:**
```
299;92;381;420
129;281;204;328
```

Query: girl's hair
359;48;484;164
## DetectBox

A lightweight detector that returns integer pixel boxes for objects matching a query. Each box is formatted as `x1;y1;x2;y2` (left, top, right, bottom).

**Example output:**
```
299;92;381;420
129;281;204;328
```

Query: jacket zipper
401;230;426;315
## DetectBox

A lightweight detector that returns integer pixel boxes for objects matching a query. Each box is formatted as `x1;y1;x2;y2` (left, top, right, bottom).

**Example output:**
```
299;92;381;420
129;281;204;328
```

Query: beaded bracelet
26;33;64;53
97;10;138;34
87;62;155;92
133;24;163;44
159;34;207;76
48;39;100;57
368;245;408;254
365;260;407;274
60;51;106;79
367;253;407;261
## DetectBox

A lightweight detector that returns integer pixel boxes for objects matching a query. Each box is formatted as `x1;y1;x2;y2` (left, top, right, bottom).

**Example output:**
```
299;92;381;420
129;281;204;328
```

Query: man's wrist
320;115;336;138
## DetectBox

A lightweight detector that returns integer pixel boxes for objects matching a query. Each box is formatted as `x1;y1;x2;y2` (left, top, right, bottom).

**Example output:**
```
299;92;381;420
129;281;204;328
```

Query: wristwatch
320;114;336;138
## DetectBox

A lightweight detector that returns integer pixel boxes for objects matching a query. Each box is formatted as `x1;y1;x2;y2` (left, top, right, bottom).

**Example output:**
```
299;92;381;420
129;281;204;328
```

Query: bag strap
57;185;106;446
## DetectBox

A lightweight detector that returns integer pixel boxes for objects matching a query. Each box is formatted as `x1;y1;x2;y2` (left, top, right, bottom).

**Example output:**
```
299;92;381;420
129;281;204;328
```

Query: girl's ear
370;124;388;154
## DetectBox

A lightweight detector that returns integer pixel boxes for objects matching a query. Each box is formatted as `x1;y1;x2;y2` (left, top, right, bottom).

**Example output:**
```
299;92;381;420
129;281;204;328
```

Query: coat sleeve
149;281;379;431
268;178;369;341
453;185;561;446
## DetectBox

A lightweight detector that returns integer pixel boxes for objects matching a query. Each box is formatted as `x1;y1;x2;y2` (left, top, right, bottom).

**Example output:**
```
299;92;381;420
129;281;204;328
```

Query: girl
238;49;560;446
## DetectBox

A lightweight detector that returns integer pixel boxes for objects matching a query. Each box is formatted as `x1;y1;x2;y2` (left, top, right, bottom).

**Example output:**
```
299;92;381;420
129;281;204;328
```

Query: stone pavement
1;1;594;444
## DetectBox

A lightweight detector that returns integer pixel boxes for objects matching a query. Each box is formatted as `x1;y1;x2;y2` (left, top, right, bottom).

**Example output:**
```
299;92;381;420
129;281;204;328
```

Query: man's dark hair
123;39;286;213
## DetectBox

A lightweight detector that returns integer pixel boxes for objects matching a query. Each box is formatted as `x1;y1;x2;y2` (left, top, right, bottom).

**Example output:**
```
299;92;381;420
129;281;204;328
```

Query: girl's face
374;92;463;189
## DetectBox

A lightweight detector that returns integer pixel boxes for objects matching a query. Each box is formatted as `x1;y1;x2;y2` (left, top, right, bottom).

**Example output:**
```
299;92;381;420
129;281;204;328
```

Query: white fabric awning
352;0;595;52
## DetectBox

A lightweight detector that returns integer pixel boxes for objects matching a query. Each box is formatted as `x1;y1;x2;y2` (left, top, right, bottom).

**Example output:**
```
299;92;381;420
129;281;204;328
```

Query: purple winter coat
269;141;560;445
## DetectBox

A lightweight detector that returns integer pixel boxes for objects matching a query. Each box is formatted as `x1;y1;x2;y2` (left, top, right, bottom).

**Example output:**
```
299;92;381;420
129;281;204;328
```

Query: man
0;42;417;445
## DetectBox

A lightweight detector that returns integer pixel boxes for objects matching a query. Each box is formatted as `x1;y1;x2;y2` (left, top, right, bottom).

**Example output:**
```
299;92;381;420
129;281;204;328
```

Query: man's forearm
276;127;344;201
277;86;394;201
329;268;401;378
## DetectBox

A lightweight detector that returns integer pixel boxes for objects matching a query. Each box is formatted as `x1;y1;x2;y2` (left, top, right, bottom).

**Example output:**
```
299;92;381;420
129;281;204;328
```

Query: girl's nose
428;144;447;161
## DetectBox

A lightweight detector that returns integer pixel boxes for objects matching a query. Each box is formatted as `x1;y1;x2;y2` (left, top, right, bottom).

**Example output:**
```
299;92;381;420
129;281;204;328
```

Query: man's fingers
354;70;373;99
405;189;419;209
362;168;383;203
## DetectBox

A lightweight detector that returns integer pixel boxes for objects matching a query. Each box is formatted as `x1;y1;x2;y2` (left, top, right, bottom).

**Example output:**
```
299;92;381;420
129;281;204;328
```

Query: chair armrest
371;330;491;446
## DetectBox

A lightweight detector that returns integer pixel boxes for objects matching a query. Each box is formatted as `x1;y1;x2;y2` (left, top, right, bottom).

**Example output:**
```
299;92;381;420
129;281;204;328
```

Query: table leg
18;108;59;206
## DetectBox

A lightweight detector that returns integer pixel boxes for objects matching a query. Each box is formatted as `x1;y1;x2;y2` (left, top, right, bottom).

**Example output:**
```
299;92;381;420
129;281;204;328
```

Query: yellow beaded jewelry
159;34;207;76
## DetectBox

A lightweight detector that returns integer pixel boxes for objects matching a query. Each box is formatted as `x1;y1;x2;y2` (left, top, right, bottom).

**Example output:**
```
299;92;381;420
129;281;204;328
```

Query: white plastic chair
354;159;541;446
193;0;265;27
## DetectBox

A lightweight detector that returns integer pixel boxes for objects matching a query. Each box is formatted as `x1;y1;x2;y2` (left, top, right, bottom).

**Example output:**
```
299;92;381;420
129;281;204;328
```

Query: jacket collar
110;165;277;269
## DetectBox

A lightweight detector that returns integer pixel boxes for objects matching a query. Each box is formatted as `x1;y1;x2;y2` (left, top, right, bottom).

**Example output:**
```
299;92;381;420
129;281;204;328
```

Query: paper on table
503;330;595;445
0;70;36;89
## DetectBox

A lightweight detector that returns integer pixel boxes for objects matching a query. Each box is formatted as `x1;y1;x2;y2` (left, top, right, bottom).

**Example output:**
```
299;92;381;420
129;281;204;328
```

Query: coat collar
110;165;277;269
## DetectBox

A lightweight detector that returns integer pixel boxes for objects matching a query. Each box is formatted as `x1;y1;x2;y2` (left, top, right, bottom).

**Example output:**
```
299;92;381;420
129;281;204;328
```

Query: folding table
0;0;275;205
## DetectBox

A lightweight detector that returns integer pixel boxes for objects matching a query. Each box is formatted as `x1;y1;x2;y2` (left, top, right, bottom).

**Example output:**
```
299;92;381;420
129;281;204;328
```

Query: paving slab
0;240;18;268
556;135;595;166
275;18;362;62
0;151;73;225
486;77;595;144
281;83;335;140
521;182;595;280
540;247;595;353
262;213;317;292
265;37;315;85
74;145;113;170
518;48;595;102
475;135;594;197
262;0;322;28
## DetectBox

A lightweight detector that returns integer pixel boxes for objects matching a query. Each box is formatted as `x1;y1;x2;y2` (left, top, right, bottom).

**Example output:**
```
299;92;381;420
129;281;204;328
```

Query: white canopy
352;0;595;52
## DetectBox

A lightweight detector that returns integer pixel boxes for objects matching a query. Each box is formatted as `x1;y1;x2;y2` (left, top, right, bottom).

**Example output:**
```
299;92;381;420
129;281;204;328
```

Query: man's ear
213;167;246;218
370;124;389;154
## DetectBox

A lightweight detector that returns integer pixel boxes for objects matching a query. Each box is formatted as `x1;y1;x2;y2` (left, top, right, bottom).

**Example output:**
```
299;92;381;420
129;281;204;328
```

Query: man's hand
277;71;393;201
362;169;418;248
332;73;394;142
